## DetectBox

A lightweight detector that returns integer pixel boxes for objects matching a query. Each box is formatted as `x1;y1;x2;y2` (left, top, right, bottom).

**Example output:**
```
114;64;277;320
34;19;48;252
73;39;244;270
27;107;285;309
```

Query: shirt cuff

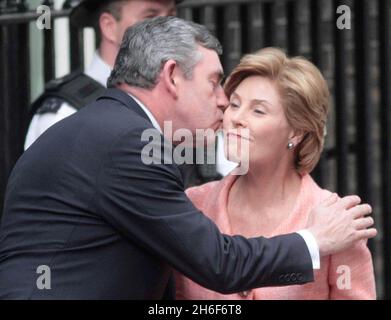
296;230;320;269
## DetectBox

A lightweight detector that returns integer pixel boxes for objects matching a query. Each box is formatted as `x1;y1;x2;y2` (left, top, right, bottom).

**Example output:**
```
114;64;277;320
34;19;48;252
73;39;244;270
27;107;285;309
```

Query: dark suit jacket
0;88;314;299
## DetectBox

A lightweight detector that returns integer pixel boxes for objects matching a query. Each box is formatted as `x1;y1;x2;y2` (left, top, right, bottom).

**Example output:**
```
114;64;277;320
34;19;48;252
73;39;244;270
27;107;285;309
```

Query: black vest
29;70;106;116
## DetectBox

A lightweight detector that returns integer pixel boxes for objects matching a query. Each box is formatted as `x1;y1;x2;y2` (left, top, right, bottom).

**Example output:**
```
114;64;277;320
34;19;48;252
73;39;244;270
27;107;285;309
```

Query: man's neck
98;42;118;68
117;84;171;132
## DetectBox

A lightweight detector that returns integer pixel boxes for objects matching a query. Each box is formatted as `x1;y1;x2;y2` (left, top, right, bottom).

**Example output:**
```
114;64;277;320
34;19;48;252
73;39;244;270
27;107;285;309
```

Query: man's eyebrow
212;71;225;83
142;8;160;15
142;3;176;16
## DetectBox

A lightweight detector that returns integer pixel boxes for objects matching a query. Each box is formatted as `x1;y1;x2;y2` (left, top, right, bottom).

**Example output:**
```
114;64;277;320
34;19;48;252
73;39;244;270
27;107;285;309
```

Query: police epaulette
29;70;106;116
44;70;84;91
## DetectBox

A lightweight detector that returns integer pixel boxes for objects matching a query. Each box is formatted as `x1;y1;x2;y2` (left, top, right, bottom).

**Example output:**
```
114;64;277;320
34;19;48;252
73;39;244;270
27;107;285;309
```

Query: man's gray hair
107;16;222;89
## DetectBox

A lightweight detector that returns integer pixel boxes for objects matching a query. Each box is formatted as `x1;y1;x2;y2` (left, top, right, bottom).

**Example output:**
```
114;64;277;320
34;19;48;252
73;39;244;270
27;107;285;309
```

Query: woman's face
223;76;295;168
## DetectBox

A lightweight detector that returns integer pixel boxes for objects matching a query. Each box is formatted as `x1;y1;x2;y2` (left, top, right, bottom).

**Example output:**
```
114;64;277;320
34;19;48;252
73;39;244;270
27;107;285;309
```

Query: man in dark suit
0;17;376;299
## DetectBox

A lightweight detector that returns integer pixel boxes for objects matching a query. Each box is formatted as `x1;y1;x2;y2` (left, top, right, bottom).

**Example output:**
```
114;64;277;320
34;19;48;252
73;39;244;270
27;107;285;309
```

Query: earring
287;142;294;150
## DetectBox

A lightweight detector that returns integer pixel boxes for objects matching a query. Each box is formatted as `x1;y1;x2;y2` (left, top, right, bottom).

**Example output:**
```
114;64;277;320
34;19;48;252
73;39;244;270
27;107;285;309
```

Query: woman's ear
99;12;120;45
289;129;305;147
161;60;179;99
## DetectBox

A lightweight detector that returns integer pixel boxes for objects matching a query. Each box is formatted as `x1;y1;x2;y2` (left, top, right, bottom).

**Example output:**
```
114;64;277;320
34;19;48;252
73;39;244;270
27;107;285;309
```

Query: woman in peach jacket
174;48;376;300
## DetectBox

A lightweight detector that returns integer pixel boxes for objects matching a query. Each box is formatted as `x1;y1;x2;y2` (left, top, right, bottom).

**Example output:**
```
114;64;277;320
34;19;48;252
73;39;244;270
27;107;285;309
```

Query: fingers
355;228;378;241
354;216;374;230
321;193;338;207
348;203;373;219
331;195;361;211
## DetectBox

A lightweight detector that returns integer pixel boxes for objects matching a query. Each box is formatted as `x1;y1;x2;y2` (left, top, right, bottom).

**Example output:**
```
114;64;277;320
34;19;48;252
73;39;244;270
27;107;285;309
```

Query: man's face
171;46;228;136
115;0;177;44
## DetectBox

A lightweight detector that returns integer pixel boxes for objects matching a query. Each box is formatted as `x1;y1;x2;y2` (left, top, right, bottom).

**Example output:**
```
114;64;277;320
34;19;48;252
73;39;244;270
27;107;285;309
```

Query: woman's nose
231;109;248;128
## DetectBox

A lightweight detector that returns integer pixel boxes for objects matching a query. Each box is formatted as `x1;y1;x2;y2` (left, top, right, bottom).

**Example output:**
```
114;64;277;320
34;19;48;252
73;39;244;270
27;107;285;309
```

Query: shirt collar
84;51;112;88
127;93;163;134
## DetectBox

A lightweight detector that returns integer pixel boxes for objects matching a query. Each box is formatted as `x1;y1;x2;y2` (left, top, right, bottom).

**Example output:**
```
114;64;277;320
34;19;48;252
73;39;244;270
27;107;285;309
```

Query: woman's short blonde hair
224;47;330;174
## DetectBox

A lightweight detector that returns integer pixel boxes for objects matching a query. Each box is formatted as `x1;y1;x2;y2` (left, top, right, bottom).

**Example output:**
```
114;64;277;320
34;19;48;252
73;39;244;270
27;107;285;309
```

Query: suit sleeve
94;128;314;294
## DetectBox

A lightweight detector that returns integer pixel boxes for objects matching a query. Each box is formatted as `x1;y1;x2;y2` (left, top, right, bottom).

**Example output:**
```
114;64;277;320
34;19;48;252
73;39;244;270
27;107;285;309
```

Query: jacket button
297;273;303;281
239;291;250;298
284;274;291;282
279;275;284;283
290;273;297;282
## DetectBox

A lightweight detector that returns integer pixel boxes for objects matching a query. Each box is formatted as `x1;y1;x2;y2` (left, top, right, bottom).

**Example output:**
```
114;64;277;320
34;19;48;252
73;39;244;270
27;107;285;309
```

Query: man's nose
217;87;229;111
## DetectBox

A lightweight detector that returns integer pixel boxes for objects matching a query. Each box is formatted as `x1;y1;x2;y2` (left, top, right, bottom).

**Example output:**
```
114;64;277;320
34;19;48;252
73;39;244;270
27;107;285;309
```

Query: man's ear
161;60;180;99
99;12;119;45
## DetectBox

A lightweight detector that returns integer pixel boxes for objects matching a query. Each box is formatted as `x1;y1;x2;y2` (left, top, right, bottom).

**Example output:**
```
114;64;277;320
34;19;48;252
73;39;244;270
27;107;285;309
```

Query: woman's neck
228;160;302;224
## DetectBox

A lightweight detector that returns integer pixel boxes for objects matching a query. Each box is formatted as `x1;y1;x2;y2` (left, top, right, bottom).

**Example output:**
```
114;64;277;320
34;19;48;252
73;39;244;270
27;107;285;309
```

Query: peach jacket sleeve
318;190;376;300
328;239;376;299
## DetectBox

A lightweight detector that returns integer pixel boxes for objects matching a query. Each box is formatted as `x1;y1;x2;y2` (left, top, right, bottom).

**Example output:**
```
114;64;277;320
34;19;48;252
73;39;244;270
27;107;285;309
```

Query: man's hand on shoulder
306;194;377;256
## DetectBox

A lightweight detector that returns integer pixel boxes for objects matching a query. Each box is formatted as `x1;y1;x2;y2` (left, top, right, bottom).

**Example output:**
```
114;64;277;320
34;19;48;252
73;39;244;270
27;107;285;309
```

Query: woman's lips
226;131;251;141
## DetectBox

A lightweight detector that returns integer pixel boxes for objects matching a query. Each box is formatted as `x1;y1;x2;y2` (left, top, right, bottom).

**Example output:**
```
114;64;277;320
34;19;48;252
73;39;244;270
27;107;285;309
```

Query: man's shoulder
28;93;154;158
81;93;153;131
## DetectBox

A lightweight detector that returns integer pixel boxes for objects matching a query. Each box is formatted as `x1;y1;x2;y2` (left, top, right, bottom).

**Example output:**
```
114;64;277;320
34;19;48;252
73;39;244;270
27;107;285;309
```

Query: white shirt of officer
24;52;111;151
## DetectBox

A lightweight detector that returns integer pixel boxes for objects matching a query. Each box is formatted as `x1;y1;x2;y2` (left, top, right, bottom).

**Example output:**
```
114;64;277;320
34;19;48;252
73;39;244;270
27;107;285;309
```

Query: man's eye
210;81;218;88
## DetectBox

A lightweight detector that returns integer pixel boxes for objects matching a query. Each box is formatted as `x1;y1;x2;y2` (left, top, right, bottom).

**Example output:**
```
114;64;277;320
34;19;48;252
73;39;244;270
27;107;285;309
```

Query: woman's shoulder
186;180;220;198
302;173;334;204
184;181;222;215
185;175;235;211
185;178;227;201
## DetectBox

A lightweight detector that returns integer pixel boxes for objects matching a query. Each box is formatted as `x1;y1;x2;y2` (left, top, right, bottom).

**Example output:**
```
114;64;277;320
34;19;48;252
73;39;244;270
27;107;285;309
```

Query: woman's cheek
222;110;232;129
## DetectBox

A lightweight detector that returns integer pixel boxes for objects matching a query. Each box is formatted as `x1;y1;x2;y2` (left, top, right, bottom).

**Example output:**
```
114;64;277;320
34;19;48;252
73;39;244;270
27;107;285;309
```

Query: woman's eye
254;109;265;115
229;102;240;108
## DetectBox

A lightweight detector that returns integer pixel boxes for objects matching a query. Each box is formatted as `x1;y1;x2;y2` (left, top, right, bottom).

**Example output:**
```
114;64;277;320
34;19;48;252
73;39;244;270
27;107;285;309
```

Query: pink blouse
174;173;376;300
